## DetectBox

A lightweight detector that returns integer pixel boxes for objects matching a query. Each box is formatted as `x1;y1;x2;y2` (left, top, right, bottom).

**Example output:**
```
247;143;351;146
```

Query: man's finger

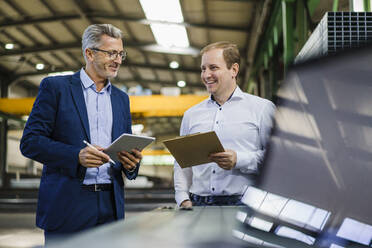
120;151;136;160
211;157;231;163
124;164;136;171
87;147;110;161
118;153;136;167
84;154;109;164
209;152;226;157
131;149;143;159
120;151;140;164
85;159;105;165
93;145;105;151
209;153;230;160
120;159;137;171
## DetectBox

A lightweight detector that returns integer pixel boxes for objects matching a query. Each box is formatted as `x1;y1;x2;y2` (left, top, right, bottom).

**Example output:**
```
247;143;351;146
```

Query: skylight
139;0;190;48
353;0;366;11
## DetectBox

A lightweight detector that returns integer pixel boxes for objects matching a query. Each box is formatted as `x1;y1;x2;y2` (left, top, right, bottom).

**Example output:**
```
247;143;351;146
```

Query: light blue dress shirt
174;87;276;205
80;68;113;185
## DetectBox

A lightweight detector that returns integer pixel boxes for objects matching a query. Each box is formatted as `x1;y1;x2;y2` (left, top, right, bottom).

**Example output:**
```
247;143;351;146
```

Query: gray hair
82;24;123;62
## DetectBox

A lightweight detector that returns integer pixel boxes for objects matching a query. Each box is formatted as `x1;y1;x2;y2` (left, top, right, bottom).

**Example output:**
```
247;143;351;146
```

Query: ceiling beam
0;12;248;32
7;76;204;97
12;63;245;87
0;41;202;57
7;75;204;96
96;12;248;32
0;42;84;56
120;79;204;89
13;61;200;78
12;67;203;88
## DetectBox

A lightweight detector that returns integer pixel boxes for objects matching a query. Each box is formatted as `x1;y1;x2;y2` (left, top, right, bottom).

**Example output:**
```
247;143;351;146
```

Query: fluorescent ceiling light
177;80;186;88
48;71;74;76
151;24;189;47
139;0;190;48
169;61;179;69
139;0;183;22
142;44;199;56
35;63;44;70
5;43;14;50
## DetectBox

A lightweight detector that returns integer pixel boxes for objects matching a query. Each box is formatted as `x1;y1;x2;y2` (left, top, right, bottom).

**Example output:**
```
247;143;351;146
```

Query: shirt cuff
234;151;257;173
175;191;190;206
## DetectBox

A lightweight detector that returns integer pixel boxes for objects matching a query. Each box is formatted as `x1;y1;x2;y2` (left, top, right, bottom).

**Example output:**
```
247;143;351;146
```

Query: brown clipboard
162;131;225;168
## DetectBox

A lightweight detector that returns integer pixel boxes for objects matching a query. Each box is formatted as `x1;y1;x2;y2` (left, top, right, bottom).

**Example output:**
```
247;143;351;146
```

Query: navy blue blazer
20;71;138;232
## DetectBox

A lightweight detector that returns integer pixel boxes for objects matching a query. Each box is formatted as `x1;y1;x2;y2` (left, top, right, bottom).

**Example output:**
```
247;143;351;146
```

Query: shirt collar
208;86;244;105
231;86;245;100
80;68;112;94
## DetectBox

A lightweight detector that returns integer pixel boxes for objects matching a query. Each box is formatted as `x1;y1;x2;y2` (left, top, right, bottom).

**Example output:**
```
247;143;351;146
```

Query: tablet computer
104;133;155;161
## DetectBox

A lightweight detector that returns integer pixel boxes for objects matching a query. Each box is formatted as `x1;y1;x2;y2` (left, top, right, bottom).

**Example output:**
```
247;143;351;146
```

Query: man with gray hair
21;24;142;243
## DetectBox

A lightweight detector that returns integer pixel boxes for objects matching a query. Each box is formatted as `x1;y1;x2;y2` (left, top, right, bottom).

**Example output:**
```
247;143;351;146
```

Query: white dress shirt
174;87;275;206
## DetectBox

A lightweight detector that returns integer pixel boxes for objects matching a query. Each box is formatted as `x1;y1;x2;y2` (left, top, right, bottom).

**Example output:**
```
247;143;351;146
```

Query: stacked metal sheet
295;12;372;63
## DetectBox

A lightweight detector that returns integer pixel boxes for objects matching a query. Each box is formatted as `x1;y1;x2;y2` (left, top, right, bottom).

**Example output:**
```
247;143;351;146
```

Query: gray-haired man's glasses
91;48;127;61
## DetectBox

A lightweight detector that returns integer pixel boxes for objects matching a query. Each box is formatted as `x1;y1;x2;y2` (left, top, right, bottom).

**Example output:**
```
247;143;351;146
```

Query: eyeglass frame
90;47;127;61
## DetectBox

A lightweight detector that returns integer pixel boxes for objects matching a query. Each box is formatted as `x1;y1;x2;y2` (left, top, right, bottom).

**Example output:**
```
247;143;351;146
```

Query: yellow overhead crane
0;95;208;157
0;95;208;117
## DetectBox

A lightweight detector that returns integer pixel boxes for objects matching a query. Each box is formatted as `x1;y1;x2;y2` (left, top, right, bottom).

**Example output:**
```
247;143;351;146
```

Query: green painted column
273;26;279;46
364;0;371;11
282;0;295;68
333;0;339;11
296;0;308;54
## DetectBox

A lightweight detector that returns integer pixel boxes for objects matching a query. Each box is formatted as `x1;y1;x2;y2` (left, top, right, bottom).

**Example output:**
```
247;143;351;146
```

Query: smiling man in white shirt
174;41;275;208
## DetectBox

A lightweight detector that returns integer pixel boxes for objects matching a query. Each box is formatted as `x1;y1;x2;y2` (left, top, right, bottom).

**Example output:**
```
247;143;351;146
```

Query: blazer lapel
110;89;120;141
70;71;91;142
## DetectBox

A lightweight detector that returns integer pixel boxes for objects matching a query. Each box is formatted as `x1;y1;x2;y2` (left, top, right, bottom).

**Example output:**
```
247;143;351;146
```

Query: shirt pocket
223;121;259;147
188;121;213;134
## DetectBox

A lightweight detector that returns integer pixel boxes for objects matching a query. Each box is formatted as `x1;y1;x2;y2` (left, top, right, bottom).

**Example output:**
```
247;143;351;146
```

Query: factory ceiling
0;0;350;138
0;0;269;139
0;0;266;94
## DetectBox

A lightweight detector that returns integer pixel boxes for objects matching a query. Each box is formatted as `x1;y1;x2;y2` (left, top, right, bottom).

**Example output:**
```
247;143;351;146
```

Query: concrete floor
0;212;142;248
0;213;42;248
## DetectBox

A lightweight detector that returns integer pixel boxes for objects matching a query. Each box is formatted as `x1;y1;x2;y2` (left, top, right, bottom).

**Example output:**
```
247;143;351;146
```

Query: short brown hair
200;41;240;69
